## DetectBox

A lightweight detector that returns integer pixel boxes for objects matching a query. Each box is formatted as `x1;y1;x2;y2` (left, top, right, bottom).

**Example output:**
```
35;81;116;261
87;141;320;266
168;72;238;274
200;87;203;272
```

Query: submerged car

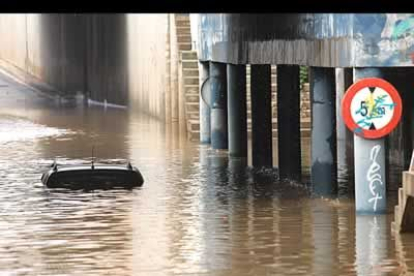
41;161;144;190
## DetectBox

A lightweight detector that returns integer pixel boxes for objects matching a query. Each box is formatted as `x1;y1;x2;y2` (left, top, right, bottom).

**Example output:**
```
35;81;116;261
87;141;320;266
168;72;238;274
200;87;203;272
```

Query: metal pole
402;69;414;169
277;65;301;181
227;64;247;158
336;68;354;195
250;64;273;168
210;61;228;150
199;61;211;144
229;158;247;187
354;67;387;214
310;67;337;195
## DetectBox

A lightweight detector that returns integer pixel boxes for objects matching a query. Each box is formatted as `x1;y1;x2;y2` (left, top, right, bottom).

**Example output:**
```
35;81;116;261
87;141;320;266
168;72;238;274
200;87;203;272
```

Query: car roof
51;164;134;172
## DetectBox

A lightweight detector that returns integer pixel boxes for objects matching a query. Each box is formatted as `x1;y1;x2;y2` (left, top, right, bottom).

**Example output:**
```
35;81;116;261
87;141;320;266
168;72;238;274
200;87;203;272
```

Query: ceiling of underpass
194;14;414;67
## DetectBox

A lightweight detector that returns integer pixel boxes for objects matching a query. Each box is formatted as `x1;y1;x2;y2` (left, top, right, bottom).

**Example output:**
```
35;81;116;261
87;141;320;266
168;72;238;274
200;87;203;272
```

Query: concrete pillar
386;68;409;188
277;65;301;181
229;158;248;187
199;61;211;144
250;64;273;168
354;67;387;214
210;62;228;150
310;67;337;195
227;64;247;158
403;69;414;169
336;68;354;195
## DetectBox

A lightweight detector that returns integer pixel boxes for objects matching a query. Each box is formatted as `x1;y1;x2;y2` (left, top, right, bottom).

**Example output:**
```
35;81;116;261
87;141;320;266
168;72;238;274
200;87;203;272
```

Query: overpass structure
0;14;412;200
191;14;414;199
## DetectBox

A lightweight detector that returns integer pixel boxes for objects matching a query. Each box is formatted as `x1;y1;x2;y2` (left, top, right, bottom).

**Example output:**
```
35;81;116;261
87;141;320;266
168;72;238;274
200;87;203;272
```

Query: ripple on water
0;111;413;276
0;116;74;144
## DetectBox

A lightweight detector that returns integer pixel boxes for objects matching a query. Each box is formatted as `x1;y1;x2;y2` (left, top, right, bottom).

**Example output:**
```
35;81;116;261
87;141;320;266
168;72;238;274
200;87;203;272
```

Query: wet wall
126;14;169;120
84;14;128;105
39;15;86;94
195;14;414;67
0;14;169;120
0;15;85;94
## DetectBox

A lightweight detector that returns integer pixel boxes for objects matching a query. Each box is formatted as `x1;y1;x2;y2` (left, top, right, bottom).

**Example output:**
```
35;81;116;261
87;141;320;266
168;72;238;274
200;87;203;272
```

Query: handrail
200;76;211;108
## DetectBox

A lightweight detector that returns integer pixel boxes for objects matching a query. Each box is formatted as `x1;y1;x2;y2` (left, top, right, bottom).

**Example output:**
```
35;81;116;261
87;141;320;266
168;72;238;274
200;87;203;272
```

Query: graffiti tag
355;93;395;130
367;145;383;211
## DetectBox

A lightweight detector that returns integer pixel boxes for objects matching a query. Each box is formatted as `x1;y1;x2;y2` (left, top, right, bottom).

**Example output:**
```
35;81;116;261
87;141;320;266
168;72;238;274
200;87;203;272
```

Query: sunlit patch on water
0;116;73;143
0;99;411;276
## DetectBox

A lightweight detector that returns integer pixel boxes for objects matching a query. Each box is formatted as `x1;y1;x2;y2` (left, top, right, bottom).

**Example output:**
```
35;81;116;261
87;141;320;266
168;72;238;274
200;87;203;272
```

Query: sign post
342;78;402;213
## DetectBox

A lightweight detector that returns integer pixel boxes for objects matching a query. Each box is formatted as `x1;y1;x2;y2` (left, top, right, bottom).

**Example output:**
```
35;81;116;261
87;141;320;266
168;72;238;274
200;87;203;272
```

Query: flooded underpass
0;72;413;276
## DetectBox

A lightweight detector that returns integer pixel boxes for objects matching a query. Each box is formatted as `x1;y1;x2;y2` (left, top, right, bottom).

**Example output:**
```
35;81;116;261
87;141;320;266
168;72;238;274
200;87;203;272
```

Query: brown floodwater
0;72;412;276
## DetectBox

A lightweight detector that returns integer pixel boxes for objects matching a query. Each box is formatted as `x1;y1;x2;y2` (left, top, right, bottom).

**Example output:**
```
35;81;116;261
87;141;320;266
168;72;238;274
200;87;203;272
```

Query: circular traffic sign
342;78;402;139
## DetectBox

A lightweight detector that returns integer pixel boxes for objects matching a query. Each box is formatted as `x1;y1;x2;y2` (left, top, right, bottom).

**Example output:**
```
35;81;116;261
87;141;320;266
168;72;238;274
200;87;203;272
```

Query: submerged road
0;70;409;276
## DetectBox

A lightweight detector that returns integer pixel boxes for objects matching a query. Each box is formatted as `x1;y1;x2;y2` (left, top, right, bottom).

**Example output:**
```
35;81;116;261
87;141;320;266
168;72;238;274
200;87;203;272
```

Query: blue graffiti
391;15;414;40
354;14;387;56
354;127;363;133
354;94;395;130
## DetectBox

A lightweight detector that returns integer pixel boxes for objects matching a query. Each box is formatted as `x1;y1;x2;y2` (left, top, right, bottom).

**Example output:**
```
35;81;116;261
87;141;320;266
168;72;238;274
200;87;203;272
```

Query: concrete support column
199;61;211;144
210;62;228;150
277;65;301;181
310;67;337;195
229;158;248;187
354;67;386;213
227;64;247;158
250;64;273;168
403;69;414;169
336;68;354;194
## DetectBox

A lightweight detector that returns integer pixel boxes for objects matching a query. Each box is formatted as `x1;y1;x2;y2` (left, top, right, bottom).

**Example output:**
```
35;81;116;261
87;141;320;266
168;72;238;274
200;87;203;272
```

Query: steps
393;171;414;233
175;14;192;52
174;14;199;138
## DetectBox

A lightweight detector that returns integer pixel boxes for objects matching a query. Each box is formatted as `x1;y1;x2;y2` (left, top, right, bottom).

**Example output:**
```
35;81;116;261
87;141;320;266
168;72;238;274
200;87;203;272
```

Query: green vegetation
300;66;308;90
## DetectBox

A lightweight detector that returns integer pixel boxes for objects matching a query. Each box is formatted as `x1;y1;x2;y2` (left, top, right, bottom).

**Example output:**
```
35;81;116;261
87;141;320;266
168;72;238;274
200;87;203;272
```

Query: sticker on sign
342;78;402;139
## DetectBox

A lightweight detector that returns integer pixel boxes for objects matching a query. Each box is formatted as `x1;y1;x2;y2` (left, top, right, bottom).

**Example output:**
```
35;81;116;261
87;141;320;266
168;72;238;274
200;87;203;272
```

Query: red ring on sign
341;78;402;139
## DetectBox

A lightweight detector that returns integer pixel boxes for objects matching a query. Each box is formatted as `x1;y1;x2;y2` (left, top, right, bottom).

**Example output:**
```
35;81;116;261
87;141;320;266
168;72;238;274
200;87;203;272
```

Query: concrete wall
126;14;169;119
85;14;128;105
0;14;171;120
0;14;86;94
0;14;27;72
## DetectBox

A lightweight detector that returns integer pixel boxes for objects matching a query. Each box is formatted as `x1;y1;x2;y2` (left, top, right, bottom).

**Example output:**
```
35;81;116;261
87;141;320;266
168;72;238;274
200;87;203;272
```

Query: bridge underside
195;14;414;67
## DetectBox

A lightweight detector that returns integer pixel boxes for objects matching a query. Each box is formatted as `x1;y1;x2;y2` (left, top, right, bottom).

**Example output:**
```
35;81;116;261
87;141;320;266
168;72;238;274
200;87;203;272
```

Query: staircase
174;14;200;140
175;14;192;51
392;170;414;233
181;51;199;140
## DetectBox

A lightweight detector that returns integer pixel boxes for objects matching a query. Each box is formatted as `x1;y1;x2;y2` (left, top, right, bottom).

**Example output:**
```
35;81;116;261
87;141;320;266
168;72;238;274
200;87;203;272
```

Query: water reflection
395;231;414;275
0;81;413;275
356;215;387;276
